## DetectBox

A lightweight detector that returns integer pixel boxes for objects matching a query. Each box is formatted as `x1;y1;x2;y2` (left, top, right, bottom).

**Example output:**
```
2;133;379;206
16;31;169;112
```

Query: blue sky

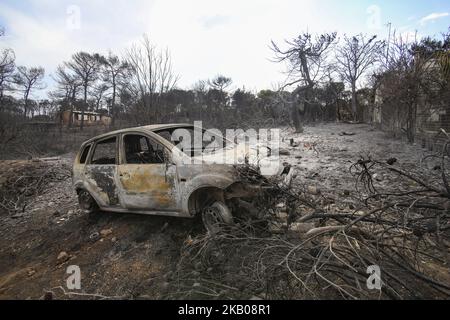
0;0;449;96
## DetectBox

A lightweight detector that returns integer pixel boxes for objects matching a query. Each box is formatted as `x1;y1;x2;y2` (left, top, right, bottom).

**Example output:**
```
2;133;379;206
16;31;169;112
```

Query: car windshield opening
154;126;233;157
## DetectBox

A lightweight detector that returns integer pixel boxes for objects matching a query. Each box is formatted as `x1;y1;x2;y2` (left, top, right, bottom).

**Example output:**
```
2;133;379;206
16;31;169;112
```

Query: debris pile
169;145;450;299
0;159;71;216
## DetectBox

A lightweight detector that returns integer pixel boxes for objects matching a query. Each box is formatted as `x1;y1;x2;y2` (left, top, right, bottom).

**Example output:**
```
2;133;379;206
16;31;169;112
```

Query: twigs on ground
0;160;71;215
170;144;450;299
44;286;127;300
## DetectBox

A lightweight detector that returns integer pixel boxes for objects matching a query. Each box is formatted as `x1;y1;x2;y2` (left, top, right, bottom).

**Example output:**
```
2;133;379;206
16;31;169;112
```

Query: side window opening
91;137;117;165
139;137;149;151
148;138;169;164
123;134;167;164
155;127;230;157
79;144;91;164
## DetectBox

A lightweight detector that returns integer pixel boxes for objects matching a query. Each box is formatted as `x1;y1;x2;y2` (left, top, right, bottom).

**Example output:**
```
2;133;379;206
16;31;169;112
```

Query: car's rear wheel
77;189;99;214
201;201;233;234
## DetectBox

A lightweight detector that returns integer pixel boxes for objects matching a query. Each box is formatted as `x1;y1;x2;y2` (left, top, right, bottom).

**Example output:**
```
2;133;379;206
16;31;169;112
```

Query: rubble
288;222;315;233
100;228;113;237
306;185;320;195
56;251;70;264
170;124;450;300
89;232;100;242
339;131;356;136
27;269;36;277
0;159;70;216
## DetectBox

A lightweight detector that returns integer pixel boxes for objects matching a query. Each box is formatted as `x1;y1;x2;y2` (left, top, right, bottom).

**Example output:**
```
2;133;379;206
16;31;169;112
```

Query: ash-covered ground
0;123;445;299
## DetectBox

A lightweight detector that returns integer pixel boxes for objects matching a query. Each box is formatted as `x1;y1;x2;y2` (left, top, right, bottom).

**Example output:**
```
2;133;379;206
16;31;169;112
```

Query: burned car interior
123;134;166;164
154;126;232;157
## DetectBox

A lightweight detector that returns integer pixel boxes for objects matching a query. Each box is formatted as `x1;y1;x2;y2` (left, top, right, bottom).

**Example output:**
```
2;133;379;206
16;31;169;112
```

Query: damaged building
60;110;112;127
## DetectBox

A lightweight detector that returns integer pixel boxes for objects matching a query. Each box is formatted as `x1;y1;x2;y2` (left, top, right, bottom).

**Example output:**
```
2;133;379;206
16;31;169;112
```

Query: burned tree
99;52;130;127
208;75;232;92
0;48;15;109
270;32;336;132
13;66;45;118
376;31;450;143
90;83;109;112
51;65;81;128
125;35;178;124
65;52;102;130
335;34;384;121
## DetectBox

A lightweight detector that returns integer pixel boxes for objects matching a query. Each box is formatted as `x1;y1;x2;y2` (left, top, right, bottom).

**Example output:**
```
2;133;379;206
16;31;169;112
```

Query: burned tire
77;189;99;214
201;201;233;234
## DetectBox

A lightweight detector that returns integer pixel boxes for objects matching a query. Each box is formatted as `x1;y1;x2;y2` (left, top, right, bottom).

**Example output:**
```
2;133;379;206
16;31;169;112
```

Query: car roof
83;123;193;144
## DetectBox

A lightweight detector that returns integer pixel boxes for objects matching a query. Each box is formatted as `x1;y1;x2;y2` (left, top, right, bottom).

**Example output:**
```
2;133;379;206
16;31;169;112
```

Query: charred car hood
190;143;283;177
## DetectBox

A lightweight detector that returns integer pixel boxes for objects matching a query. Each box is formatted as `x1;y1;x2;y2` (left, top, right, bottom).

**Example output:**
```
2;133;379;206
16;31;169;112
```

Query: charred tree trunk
68;87;76;128
23;88;30;119
81;84;87;131
111;82;116;128
291;101;302;133
351;83;358;121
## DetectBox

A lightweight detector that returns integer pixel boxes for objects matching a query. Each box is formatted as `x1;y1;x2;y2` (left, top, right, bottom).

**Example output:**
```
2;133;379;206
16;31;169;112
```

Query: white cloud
142;0;323;90
419;12;449;26
1;0;448;97
198;14;232;29
0;0;156;98
0;0;338;93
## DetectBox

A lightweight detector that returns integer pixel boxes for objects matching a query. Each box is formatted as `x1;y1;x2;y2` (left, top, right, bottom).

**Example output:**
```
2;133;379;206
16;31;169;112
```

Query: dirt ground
0;123;437;299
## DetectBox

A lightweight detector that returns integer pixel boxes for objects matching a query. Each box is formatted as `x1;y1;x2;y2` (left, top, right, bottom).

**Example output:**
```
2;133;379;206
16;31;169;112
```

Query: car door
117;132;179;212
84;135;120;208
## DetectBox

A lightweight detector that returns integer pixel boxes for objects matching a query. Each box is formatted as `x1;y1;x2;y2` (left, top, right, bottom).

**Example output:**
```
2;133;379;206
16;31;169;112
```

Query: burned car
73;123;284;232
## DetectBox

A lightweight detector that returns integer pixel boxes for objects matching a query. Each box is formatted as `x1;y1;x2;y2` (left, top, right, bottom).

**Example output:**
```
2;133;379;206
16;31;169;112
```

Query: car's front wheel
201;201;233;234
77;189;99;214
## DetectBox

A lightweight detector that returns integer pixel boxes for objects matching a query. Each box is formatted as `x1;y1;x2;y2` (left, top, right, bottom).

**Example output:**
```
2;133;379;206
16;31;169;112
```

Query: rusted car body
73;124;281;230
